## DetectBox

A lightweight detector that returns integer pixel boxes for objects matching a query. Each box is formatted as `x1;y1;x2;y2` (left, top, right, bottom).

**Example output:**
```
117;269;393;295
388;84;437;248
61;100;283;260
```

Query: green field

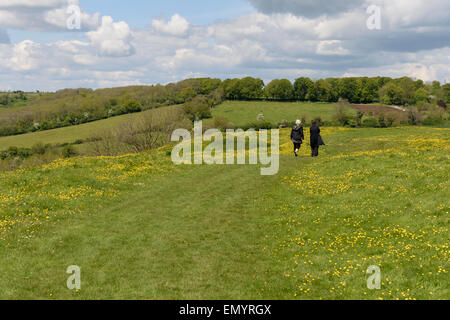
0;106;180;150
210;101;344;126
0;101;338;151
0;125;448;299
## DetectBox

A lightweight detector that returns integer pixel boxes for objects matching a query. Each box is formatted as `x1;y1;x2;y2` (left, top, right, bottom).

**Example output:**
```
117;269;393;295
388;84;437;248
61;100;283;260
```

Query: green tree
360;78;379;103
183;95;212;121
396;77;417;105
265;79;294;100
442;84;450;103
294;77;314;101
379;82;405;105
415;88;430;103
239;77;264;100
338;78;361;103
315;79;331;102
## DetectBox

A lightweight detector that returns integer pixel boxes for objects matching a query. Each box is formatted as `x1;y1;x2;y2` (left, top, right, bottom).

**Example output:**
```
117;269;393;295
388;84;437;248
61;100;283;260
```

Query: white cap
296;120;302;125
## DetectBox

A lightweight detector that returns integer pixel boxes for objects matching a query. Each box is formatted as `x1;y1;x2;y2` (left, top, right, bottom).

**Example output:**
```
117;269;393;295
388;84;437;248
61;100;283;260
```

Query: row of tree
221;76;450;106
0;78;224;137
1;76;448;137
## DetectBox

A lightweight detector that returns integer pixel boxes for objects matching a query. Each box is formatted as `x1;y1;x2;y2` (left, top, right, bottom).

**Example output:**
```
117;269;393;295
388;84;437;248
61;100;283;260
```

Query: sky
0;0;449;91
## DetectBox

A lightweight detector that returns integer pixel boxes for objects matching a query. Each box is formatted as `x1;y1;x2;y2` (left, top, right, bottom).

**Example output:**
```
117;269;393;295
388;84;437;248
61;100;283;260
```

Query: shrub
7;146;19;157
355;111;364;127
62;145;77;158
334;101;351;126
416;101;433;112
386;115;395;127
278;120;291;128
407;107;424;125
241;120;275;131
437;100;447;110
183;95;212;121
423;107;445;125
89;107;191;156
31;142;47;155
124;100;142;113
378;113;387;128
362;116;379;128
212;116;233;131
73;139;84;145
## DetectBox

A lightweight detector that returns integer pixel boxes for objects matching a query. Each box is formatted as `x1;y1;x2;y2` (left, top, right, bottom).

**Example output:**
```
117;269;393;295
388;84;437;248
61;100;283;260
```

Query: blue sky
7;0;256;43
0;0;449;91
81;0;255;27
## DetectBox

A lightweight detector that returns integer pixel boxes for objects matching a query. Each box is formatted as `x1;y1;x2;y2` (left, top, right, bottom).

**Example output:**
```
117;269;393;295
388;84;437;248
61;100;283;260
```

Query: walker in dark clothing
290;125;304;157
310;125;321;157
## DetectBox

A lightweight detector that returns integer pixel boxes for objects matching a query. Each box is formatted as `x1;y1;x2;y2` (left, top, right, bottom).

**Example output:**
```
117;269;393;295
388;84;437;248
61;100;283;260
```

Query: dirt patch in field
350;104;408;121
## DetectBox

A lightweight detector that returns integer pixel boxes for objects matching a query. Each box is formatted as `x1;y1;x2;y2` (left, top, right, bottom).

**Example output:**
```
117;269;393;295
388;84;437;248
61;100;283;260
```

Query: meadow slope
0;126;448;299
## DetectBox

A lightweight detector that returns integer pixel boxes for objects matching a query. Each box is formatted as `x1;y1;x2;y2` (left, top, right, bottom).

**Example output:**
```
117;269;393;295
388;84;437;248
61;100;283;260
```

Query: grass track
0;126;448;300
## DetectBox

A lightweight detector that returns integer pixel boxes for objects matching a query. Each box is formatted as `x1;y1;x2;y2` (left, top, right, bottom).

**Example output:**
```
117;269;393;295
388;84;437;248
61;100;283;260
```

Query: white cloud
9;40;41;72
316;40;350;56
86;16;134;57
0;0;450;90
0;0;65;8
0;0;100;31
152;14;190;36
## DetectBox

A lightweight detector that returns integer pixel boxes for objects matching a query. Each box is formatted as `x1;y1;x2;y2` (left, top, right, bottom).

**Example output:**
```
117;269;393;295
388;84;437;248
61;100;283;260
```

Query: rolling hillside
0;126;448;299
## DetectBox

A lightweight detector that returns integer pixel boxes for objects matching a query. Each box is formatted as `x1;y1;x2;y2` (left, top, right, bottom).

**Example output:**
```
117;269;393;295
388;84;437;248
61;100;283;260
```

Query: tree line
1;76;448;137
221;76;449;106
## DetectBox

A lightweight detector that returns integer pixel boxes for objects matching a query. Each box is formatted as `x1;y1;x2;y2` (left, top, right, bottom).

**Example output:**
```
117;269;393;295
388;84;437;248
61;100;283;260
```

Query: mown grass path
0;127;448;299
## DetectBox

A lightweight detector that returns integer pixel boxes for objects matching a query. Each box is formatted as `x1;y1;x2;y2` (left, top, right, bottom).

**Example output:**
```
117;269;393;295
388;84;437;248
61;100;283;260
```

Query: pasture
0;106;181;150
210;101;342;126
0;125;448;299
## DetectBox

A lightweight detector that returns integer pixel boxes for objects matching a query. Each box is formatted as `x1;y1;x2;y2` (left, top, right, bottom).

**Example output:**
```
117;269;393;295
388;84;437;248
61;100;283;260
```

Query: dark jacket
291;126;304;144
310;125;321;147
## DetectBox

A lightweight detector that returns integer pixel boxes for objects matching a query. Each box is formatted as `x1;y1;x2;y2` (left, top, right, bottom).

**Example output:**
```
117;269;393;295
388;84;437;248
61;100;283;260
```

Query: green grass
210;101;345;126
0;100;337;151
0;126;448;299
0;106;181;150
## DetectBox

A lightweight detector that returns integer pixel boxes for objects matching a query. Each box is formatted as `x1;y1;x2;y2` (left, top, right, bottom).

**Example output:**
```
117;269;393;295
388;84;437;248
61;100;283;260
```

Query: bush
355;111;364;127
124;100;142;113
333;101;351;126
407;107;424;125
31;142;47;155
73;139;84;145
89;107;192;156
183;95;212;121
416;101;433;112
278;120;292;128
362;116;379;128
385;115;396;127
378;113;387;128
241;120;275;131
7;146;19;157
437;100;447;110
423;107;445;125
61;145;77;158
212;116;233;131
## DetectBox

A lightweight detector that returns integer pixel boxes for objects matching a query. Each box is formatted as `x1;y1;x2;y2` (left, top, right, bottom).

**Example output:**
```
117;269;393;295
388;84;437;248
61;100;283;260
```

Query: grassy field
0;125;448;299
0;101;338;151
210;101;345;126
0;106;181;150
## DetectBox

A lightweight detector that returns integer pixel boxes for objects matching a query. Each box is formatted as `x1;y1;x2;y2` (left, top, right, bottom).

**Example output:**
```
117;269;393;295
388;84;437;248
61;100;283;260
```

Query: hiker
291;120;304;157
310;120;321;157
